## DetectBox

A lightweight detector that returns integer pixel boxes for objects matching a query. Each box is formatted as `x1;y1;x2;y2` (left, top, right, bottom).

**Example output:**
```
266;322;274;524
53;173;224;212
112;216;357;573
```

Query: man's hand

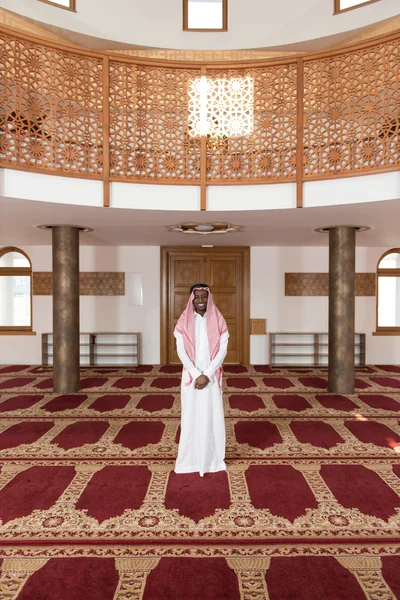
195;374;209;390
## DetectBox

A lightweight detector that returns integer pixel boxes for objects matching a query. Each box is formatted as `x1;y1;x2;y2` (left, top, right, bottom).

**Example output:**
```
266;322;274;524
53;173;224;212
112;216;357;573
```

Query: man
174;283;229;477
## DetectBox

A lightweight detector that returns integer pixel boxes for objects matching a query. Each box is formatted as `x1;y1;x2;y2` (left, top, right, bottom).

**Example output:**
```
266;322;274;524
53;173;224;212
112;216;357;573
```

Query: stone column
52;225;80;394
328;226;356;394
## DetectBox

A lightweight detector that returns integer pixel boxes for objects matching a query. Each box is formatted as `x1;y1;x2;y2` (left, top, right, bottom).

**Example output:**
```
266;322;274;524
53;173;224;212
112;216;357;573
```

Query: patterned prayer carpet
0;364;400;599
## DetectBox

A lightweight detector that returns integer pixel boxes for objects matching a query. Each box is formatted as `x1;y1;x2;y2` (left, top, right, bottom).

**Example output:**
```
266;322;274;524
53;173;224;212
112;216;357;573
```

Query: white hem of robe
175;463;226;476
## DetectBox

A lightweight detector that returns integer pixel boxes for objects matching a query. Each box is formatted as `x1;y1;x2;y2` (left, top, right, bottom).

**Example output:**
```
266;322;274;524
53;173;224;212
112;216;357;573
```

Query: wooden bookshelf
269;332;365;367
42;332;141;367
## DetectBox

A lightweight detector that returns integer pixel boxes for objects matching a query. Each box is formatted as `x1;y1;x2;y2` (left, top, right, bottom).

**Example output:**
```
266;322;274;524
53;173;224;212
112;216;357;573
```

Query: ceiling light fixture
166;222;245;235
194;224;214;232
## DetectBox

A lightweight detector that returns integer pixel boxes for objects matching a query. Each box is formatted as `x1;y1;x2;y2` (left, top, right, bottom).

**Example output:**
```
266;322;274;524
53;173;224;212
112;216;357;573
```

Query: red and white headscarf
174;286;228;388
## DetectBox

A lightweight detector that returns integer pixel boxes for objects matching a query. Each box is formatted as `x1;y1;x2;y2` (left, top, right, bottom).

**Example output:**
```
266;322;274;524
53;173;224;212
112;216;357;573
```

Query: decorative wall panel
356;273;377;296
33;272;125;295
285;273;375;296
0;33;104;176
205;64;298;182
303;39;400;178
109;62;201;181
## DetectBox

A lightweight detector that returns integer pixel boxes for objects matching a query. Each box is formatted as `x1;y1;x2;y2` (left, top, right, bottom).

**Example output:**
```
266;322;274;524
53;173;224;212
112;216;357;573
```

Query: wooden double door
161;247;250;364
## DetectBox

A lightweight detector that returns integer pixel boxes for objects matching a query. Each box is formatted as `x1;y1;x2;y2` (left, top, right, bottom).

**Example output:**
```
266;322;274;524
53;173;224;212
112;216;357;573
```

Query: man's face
193;289;208;315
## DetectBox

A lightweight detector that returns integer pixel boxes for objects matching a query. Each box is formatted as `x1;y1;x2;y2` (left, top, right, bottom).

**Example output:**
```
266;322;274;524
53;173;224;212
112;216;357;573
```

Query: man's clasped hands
195;374;210;390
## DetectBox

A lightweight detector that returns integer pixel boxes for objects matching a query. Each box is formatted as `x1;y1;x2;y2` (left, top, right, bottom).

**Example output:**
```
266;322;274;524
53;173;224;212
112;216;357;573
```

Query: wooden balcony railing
0;25;399;209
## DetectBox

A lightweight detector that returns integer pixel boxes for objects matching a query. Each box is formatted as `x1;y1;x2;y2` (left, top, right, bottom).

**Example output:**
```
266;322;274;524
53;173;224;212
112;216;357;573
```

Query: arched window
376;249;400;334
0;247;33;334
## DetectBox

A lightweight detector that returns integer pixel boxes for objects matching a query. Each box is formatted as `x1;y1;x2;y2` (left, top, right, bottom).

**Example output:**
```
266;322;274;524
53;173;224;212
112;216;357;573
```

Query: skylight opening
334;0;380;13
183;0;227;32
38;0;76;11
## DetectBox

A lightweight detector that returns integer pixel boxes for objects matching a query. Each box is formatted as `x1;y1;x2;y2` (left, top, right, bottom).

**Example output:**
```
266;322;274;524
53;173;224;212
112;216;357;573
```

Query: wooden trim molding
0;246;32;265
296;58;304;208
0;330;37;335
373;331;400;336
372;327;400;335
102;56;110;208
376;247;400;269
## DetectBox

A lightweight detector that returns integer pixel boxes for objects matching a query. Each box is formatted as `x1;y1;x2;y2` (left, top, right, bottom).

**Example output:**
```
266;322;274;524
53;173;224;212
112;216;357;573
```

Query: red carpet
0;364;400;599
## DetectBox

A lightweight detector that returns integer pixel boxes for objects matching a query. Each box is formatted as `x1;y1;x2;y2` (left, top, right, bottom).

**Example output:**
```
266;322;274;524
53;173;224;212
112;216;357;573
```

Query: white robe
174;311;229;477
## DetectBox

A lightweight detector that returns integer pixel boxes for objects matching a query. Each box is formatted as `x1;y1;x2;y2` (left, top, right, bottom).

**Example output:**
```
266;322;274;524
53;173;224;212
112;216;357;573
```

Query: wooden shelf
269;332;366;367
273;353;316;357
42;332;141;368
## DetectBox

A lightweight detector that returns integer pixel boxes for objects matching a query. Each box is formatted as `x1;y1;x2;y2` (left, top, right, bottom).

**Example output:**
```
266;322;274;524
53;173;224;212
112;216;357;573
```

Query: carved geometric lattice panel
188;76;253;138
33;272;125;295
205;64;297;181
303;38;400;178
285;273;376;296
0;33;103;175
109;62;201;181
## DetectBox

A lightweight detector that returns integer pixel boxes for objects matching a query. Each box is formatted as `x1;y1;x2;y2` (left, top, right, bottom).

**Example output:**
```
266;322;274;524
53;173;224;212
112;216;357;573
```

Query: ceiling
1;195;400;247
2;1;399;55
20;13;391;54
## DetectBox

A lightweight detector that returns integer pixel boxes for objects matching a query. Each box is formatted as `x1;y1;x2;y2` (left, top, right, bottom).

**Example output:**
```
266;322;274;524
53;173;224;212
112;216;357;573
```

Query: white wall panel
304;172;400;208
208;183;296;211
0;170;103;207
111;182;200;211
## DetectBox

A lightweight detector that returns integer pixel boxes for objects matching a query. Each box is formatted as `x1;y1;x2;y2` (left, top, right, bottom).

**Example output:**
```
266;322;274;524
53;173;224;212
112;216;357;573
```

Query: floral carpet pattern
0;364;400;599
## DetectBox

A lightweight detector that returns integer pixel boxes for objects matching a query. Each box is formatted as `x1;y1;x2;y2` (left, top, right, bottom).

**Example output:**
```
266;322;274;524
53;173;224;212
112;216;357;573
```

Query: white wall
250;246;400;365
0;170;103;207
111;182;200;211
1;0;398;50
207;183;296;211
1;243;399;366
304;172;400;208
0;245;160;365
